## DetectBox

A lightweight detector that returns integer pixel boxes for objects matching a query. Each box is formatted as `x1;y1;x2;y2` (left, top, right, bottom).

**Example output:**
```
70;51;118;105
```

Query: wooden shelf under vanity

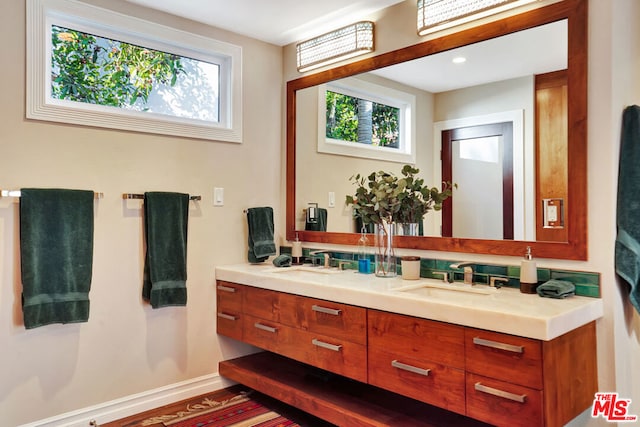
220;351;490;427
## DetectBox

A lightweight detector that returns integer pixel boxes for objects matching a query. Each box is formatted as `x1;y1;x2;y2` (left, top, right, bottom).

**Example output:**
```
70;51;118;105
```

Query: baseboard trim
18;373;236;427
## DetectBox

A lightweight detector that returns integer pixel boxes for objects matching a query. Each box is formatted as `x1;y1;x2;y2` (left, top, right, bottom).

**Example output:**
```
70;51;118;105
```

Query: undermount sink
392;281;497;297
266;266;344;275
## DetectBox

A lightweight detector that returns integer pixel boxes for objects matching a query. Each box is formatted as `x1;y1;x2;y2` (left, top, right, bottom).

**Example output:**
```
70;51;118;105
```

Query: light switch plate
213;187;224;206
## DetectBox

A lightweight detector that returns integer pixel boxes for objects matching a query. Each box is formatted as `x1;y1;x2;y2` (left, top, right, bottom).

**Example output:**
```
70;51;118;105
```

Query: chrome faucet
449;262;475;285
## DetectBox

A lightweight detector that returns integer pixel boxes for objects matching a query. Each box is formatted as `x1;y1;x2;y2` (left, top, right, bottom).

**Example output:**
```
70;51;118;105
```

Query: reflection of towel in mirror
143;192;189;308
305;208;327;231
20;188;95;329
616;105;640;314
536;280;575;299
247;207;276;263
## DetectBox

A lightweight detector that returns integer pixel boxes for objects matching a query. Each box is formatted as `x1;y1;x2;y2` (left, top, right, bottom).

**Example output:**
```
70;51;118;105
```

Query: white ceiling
371;19;567;93
124;0;405;46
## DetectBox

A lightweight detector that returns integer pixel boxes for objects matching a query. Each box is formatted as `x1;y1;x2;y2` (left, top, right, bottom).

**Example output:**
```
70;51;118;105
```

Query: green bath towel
246;207;276;263
20;188;95;329
616;105;640;314
143;192;189;308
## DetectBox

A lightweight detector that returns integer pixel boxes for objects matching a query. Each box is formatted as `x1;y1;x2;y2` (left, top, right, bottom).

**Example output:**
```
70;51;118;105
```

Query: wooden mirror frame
286;0;587;260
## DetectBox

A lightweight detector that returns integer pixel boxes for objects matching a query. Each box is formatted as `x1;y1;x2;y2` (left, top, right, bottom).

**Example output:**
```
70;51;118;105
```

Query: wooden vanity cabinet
238;285;367;382
368;309;466;414
465;323;597;427
215;281;244;340
216;282;597;427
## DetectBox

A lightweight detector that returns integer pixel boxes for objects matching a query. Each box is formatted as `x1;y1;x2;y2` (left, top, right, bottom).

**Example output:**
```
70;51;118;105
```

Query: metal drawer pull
311;305;342;316
474;382;527;403
217;285;236;293
311;338;342;352
473;337;524;354
254;323;277;333
391;360;431;377
217;312;237;321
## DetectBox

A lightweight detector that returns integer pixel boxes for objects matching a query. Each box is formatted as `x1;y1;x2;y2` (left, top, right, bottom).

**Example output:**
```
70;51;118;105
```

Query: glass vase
374;220;397;277
396;222;420;236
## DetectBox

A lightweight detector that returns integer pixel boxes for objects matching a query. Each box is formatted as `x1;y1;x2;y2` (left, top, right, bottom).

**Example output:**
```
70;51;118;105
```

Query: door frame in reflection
442;122;514;239
432;109;533;241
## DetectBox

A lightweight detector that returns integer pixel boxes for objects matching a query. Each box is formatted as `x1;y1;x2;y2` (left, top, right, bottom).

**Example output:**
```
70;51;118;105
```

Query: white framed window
317;77;416;163
27;0;242;142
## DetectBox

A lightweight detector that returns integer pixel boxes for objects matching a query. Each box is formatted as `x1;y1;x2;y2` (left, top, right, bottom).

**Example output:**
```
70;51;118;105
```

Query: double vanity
215;263;602;427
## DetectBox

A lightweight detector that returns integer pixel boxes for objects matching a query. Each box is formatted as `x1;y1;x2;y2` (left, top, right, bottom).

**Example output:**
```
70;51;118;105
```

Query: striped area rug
164;395;301;427
140;390;310;427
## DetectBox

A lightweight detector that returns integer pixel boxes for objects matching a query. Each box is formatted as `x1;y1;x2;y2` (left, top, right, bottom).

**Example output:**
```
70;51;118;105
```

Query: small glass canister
401;256;421;280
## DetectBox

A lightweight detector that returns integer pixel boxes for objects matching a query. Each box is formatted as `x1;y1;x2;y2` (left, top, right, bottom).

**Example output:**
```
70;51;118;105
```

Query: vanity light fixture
417;0;540;36
296;21;374;73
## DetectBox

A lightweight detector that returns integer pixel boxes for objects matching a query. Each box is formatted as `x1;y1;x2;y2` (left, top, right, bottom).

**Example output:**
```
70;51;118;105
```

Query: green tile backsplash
280;246;601;298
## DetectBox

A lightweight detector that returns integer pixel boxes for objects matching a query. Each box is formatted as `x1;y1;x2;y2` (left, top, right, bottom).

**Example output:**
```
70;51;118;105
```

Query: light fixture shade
417;0;539;36
296;21;374;72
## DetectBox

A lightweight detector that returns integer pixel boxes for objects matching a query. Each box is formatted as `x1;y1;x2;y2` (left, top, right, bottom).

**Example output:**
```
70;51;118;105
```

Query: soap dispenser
520;246;538;294
291;233;302;265
357;227;372;274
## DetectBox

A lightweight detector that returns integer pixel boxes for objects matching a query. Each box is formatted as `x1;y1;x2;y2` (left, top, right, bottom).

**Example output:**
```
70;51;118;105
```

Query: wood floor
100;384;336;427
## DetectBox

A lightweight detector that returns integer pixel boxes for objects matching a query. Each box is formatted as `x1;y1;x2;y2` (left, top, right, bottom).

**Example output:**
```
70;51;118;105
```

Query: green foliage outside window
51;26;184;108
325;90;400;148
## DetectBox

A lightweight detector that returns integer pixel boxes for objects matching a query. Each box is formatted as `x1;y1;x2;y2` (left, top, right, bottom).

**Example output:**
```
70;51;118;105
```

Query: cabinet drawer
242;314;367;382
216;282;244;340
216;281;243;311
466;373;543;427
293;328;367;382
242;314;291;352
465;328;542;389
243;287;283;321
368;310;465;369
293;297;366;345
368;347;465;414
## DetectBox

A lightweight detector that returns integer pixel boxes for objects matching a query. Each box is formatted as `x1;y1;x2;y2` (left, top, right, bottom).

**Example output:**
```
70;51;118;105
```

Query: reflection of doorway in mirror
445;126;512;240
433;110;534;241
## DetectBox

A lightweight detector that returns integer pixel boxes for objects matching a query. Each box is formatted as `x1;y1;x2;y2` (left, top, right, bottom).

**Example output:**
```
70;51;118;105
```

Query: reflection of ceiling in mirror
371;20;567;93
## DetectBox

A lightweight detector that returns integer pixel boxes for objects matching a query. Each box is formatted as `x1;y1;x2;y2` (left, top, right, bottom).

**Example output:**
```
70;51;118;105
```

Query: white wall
0;0;282;425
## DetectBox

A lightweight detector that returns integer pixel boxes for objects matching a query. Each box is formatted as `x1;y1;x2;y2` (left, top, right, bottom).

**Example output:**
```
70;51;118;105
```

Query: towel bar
1;189;103;199
122;193;201;201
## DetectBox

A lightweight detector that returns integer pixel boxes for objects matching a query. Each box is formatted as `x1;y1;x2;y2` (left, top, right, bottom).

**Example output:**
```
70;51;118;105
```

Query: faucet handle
432;271;449;282
338;260;352;270
490;276;509;288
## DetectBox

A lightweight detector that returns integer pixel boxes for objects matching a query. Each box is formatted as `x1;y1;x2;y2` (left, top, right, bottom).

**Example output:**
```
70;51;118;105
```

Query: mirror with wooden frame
286;0;587;260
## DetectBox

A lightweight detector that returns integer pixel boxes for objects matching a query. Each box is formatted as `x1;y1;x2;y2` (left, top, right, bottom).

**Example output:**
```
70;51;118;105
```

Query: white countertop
215;263;603;341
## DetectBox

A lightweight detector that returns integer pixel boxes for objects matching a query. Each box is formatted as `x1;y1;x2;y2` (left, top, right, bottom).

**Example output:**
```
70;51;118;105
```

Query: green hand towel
536;280;575;299
247;207;276;263
272;254;292;267
20;188;94;329
143;192;189;308
616;105;640;314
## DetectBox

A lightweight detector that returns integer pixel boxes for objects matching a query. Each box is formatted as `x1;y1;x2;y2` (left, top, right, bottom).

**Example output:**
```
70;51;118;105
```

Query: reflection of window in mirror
317;78;416;164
